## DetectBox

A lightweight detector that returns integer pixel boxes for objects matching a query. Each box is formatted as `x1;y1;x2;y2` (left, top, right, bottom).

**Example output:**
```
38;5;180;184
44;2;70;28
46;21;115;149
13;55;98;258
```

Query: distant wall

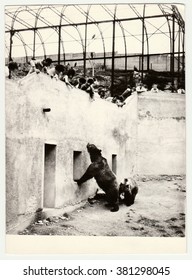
137;93;185;175
8;53;181;72
6;73;138;232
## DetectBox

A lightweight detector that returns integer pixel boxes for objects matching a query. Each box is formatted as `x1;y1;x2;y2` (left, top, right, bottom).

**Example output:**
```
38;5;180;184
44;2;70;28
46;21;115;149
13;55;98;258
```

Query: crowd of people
6;57;185;107
28;57;99;100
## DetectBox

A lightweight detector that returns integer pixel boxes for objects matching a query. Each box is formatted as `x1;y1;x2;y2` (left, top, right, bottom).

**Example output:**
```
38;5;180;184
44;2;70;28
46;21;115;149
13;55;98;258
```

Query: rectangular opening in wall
112;154;117;174
43;144;56;208
73;151;82;181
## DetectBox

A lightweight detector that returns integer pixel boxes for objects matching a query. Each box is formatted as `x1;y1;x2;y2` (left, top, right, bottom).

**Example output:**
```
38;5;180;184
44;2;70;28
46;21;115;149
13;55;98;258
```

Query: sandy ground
20;175;185;237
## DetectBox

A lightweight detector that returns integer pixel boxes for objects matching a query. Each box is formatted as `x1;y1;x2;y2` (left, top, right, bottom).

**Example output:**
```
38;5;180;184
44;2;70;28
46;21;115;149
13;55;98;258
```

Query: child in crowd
76;77;86;89
151;84;159;93
28;57;53;75
47;64;65;80
81;78;95;100
63;68;76;87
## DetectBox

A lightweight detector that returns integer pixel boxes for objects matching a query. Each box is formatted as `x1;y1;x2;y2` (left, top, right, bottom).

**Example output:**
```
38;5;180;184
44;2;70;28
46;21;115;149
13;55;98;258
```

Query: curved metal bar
32;7;40;58
158;4;185;80
145;27;150;71
47;5;85;65
58;5;68;64
141;4;146;80
59;6;66;63
111;5;117;96
15;32;29;63
92;22;106;70
35;5;66;63
171;14;175;91
177;25;181;85
119;21;127;72
96;23;106;70
11;6;24;30
49;5;85;64
101;4;128;91
86;6;106;70
31;7;47;59
181;31;185;81
83;5;91;76
115;6;128;74
9;6;24;61
129;4;149;72
76;5;106;71
158;4;172;71
171;5;185;77
11;7;47;60
12;6;64;62
143;14;150;71
36;30;46;59
33;6;45;58
7;18;28;62
59;5;85;60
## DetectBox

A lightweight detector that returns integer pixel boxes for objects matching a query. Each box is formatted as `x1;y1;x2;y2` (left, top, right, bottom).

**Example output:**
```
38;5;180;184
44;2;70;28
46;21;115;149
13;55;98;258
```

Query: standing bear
75;143;119;212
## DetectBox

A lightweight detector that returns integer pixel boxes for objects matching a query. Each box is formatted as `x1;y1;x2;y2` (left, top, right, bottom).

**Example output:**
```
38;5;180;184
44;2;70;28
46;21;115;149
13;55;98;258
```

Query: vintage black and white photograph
5;3;186;253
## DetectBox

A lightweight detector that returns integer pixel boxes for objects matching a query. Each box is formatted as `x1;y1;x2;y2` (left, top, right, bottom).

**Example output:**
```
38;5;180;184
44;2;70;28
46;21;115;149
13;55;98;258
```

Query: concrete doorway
73;151;82;181
112;154;117;174
43;144;56;208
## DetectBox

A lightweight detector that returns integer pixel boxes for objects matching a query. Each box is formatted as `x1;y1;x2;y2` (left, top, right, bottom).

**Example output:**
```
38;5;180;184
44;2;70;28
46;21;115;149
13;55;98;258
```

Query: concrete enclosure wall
6;73;185;232
6;73;138;232
137;93;185;175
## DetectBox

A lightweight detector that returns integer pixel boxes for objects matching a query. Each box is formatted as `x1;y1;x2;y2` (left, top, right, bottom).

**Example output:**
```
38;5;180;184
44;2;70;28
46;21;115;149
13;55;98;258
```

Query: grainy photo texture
5;4;185;247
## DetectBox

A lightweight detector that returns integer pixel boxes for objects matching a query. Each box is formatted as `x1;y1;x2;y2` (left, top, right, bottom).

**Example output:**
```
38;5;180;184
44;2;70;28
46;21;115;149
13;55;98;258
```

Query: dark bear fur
119;178;138;206
75;143;119;212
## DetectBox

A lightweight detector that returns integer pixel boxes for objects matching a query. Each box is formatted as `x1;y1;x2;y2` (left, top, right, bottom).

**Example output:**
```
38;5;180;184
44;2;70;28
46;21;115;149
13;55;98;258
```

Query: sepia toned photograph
5;3;186;254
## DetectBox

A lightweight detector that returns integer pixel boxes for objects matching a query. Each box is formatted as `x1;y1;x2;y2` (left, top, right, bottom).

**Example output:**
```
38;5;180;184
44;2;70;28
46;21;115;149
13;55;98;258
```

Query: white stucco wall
6;73;138;231
137;92;185;175
6;73;185;232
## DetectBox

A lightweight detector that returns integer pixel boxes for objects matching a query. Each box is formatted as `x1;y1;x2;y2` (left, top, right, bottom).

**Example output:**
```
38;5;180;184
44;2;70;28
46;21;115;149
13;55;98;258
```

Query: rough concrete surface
19;175;185;237
6;74;185;235
6;74;138;232
137;92;185;175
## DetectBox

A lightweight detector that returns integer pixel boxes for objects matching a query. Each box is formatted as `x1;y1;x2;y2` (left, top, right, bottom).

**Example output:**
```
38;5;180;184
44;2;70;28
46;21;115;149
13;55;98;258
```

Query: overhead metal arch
111;4;117;96
5;23;28;62
158;4;172;67
129;4;150;73
58;5;67;64
8;7;47;60
102;4;128;73
75;5;107;72
158;4;185;90
33;6;47;59
52;5;85;64
83;5;91;76
5;4;185;92
27;5;64;61
45;5;79;65
14;32;29;63
6;6;28;61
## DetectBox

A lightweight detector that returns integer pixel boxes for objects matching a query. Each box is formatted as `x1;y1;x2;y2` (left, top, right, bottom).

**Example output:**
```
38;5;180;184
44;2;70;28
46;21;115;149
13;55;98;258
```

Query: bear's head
86;143;102;162
119;178;132;194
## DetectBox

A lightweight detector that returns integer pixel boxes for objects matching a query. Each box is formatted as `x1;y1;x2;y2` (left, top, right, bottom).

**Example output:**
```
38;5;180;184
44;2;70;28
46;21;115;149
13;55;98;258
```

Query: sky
5;4;185;59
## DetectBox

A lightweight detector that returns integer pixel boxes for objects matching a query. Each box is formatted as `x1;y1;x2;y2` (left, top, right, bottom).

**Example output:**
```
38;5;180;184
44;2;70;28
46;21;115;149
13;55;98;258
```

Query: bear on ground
75;143;119;212
119;178;138;206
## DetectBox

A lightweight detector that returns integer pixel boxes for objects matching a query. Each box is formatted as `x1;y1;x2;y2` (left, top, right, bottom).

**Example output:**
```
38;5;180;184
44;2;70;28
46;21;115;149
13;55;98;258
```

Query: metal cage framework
5;4;185;92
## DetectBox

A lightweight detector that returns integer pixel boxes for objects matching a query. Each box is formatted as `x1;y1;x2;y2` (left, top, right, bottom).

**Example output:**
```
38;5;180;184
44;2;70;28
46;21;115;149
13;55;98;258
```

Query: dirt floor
19;175;185;237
